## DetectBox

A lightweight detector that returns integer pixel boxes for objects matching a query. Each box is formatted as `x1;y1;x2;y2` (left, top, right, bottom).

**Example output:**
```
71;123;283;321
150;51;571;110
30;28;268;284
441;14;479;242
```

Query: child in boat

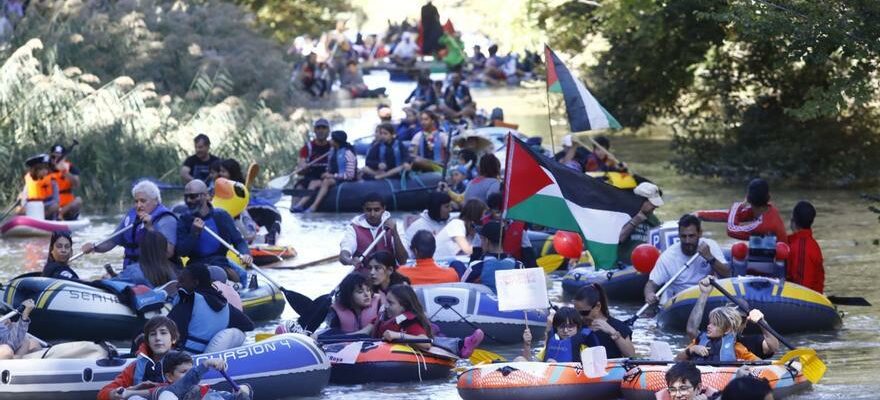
319;273;381;338
99;316;179;400
0;299;42;359
519;306;600;362
119;351;252;400
677;306;760;362
654;361;718;400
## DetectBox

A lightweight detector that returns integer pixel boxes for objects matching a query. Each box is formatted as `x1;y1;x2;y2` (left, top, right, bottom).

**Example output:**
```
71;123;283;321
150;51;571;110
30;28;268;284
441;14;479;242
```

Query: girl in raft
42;231;79;280
676;306;760;362
99;316;179;400
573;283;636;358
518;306;600;362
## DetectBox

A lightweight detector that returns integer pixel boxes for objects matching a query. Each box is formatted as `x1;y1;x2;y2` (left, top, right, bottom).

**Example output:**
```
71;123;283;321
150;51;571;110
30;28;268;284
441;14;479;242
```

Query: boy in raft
119;351;252;400
686;277;779;359
0;299;43;359
294;130;358;213
48;143;82;220
694;178;787;243
17;153;59;219
339;193;408;269
655;361;718;400
676;306;761;362
99;316;179;400
787;201;824;293
519;306;599;362
362;123;412;180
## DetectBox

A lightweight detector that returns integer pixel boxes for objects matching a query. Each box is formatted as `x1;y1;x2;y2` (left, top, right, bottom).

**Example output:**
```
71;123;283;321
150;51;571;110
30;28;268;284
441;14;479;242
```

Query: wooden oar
244;162;259;188
271;254;339;270
708;277;826;384
267;152;330;190
69;224;135;262
625;253;701;326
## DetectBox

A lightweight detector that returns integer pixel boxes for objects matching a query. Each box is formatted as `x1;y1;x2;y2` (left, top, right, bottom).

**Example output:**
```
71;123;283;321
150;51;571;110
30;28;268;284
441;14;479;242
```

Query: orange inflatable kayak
457;361;626;400
326;341;457;384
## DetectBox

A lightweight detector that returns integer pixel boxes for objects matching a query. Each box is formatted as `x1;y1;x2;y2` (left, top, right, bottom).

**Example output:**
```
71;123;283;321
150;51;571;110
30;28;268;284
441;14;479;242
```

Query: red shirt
697;203;788;242
375;311;429;338
787;229;824;293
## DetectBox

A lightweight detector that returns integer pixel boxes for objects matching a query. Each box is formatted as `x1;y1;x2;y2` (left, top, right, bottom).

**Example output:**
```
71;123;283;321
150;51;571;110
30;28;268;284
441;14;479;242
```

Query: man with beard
339;193;408;270
176;180;252;283
644;214;730;305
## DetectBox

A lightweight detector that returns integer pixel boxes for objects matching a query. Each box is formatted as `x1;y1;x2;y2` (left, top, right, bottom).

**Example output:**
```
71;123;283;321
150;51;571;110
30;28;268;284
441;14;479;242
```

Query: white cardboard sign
495;268;549;312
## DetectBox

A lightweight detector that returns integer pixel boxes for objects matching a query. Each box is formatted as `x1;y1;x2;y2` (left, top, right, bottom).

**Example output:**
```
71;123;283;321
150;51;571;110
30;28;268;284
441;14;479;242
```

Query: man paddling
48;144;82;221
644;214;730;305
17;154;59;220
176;180;251;283
82;180;177;267
180;134;220;184
339;193;408;270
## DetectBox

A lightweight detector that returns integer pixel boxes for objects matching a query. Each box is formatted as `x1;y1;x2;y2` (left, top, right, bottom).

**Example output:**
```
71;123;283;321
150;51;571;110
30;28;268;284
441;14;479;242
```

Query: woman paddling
572;283;636;358
42;231;79;280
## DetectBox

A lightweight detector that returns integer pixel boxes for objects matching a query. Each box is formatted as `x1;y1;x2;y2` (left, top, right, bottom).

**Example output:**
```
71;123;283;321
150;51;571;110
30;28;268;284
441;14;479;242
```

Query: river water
1;72;878;399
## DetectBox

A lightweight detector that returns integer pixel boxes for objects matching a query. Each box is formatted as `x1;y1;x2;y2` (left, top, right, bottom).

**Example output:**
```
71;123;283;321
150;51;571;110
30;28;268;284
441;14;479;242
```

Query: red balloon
731;242;749;261
553;231;584;259
775;242;790;260
631;244;661;274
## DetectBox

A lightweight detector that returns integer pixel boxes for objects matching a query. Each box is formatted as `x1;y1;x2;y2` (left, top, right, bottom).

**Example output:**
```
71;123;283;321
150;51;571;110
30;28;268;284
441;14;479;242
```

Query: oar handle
0;306;23;324
203;226;245;260
218;369;240;392
70;224;135;262
707;278;795;350
628;253;701;325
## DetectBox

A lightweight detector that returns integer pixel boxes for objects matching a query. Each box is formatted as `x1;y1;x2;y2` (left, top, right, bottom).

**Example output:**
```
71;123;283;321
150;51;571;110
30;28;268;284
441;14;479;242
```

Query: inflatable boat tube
657;276;842;334
620;361;810;400
0;333;330;400
457;361;626;400
0;216;90;237
2;275;285;341
285;172;443;212
327;341;456;384
562;265;648;302
415;282;547;344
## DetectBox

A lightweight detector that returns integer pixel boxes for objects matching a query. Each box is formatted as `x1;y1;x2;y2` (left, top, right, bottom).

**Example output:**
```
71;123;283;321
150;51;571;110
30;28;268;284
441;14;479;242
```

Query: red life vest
502;220;525;258
330;295;381;333
353;224;394;258
375;311;427;338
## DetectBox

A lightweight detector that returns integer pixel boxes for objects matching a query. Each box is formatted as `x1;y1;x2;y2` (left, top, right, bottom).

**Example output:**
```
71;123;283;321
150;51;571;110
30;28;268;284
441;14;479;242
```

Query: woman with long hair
42;231;79;280
374;284;433;351
113;230;177;288
572;283;636;358
366;251;411;296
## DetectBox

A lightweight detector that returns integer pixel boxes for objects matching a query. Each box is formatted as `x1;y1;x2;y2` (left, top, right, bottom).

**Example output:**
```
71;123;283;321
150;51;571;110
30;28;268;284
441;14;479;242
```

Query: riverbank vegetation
535;0;880;186
0;0;342;209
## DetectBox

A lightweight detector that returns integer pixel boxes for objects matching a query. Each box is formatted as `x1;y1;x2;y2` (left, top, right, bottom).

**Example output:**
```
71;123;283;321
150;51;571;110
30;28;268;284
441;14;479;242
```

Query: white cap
634;182;664;207
562;134;573;147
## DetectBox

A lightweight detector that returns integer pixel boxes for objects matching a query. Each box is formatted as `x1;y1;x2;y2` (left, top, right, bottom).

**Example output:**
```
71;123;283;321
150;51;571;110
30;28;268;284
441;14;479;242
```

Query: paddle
625;253;701;326
218;369;240;392
69;224;135;262
708;277;826;384
0;198;21;222
244;162;259;188
828;295;872;307
272;254;339;270
267;152;330;190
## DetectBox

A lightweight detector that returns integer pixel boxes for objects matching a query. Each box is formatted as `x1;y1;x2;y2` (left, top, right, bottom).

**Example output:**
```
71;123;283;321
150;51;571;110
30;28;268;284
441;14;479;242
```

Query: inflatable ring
213;177;250;217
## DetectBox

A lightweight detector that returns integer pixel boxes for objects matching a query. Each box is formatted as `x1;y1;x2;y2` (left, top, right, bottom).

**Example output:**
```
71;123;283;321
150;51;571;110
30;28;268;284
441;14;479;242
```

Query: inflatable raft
0;333;330;400
0;216;90;237
620;361;810;399
326;341;456;384
657;276;842;334
415;282;547;344
457;361;626;400
562;265;648;302
2;275;285;341
284;172;443;212
249;244;297;266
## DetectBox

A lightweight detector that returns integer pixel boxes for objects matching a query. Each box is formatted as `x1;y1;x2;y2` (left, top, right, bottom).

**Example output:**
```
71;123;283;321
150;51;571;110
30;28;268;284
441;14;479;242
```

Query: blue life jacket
193;214;223;258
328;147;355;177
418;131;444;162
696;332;737;362
97;279;166;313
120;204;177;266
542;328;600;362
378;140;403;168
132;353;165;385
480;256;517;293
182;292;229;354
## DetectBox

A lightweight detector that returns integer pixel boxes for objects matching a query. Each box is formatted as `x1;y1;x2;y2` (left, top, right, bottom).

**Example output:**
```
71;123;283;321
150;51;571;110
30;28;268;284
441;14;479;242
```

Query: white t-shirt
648;238;726;304
393;40;419;59
404;211;449;257
434;218;468;261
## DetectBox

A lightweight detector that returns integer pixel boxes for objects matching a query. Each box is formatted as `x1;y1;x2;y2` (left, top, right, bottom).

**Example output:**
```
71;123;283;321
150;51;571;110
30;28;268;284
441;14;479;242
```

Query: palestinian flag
545;45;622;132
503;134;643;268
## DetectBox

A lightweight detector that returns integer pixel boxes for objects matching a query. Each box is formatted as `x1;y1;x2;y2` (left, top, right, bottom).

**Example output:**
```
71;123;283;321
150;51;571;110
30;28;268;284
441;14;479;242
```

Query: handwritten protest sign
496;267;549;311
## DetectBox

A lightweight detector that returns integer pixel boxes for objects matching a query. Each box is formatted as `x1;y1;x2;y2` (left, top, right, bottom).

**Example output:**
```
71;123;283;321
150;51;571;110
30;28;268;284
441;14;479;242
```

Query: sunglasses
184;193;204;200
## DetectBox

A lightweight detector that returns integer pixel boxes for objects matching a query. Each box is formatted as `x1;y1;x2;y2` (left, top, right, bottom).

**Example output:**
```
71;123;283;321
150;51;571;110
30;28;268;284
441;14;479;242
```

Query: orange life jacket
24;173;54;202
50;163;75;206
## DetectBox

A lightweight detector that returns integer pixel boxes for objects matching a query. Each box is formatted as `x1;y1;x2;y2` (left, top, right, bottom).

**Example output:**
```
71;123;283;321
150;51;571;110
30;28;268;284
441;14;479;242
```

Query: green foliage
536;0;880;185
233;0;352;43
0;1;312;210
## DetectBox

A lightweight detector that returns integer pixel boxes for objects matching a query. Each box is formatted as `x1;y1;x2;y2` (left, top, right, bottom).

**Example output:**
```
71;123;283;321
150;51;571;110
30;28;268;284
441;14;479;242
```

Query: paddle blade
828;296;872;306
245;162;259;188
469;348;505;365
538;254;565;274
775;348;826;384
267;174;290;190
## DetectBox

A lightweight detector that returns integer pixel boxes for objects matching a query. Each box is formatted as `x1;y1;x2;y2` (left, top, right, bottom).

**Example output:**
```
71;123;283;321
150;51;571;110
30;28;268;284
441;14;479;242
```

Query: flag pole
545;88;556;155
500;132;530;329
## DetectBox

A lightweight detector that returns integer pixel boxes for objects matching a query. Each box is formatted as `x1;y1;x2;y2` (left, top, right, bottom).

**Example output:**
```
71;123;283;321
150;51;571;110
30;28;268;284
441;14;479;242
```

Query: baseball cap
25;154;51;167
477;220;503;245
314;118;330;128
633;182;664;207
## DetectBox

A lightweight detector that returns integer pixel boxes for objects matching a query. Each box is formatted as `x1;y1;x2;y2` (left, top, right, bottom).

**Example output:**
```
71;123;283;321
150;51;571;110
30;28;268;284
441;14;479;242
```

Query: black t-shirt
42;260;80;280
738;333;772;359
589;317;633;359
183;154;220;183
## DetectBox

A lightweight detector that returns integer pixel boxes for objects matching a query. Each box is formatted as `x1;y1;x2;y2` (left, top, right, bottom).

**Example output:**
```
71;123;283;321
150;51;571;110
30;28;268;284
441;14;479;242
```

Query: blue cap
314;118;330;128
